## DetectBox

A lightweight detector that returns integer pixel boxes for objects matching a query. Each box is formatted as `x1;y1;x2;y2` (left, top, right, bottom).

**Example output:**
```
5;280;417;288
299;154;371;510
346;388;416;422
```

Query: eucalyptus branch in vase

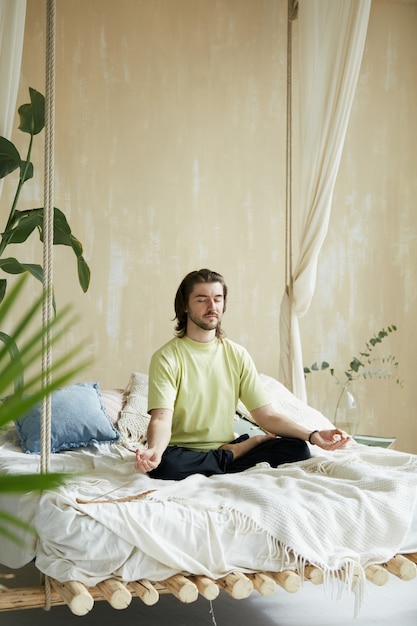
304;325;402;434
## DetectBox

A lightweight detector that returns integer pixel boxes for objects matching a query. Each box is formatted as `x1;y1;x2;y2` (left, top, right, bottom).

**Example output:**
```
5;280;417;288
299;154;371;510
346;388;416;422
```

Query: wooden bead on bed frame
268;570;301;593
96;579;132;609
50;579;94;616
365;564;389;586
162;574;199;603
384;554;417;581
189;575;220;600
304;564;324;585
128;579;159;605
217;572;254;599
246;572;277;596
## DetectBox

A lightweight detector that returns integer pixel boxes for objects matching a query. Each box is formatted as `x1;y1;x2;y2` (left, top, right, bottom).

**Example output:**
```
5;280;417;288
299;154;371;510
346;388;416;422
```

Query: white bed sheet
1;426;417;585
0;429;286;578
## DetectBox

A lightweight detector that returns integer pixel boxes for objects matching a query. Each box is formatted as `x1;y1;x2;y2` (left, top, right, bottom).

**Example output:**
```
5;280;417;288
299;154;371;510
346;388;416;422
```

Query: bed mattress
1;425;417;587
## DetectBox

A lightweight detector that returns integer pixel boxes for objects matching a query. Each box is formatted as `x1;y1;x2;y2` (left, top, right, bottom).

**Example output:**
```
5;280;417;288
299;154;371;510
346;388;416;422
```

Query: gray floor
1;562;416;626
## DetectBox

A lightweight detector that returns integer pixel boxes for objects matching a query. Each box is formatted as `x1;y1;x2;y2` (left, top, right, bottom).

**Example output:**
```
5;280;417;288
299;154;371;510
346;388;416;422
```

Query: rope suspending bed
1;0;417;616
40;0;56;609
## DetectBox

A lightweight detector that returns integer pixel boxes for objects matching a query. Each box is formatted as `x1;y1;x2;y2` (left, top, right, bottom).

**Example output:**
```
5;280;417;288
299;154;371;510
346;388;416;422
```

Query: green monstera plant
0;87;90;304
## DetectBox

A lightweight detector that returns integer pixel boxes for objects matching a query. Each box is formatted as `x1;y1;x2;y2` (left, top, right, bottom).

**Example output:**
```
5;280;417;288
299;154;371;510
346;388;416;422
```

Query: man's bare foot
219;433;276;460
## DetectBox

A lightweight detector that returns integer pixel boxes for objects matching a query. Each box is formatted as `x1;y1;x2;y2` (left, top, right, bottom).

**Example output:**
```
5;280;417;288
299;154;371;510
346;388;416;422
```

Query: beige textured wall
4;0;416;452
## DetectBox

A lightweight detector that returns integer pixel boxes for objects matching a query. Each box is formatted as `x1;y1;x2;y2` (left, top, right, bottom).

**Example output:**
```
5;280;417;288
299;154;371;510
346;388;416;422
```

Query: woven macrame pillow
100;388;125;424
117;372;150;451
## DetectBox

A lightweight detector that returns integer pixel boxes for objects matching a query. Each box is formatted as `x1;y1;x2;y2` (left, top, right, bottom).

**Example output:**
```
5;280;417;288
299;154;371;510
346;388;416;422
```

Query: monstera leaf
0;87;91;303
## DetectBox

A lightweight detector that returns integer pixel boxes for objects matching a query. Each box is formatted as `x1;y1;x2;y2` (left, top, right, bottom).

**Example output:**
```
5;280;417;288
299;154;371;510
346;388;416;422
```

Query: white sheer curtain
0;0;27;197
279;0;371;402
0;0;26;137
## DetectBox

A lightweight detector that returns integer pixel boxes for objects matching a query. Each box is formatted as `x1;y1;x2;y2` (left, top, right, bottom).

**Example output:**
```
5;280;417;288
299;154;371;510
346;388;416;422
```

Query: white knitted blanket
149;446;417;609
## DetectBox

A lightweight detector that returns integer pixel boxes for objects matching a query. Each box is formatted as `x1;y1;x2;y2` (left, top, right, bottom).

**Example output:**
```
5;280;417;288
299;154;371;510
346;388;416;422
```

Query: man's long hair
174;269;227;339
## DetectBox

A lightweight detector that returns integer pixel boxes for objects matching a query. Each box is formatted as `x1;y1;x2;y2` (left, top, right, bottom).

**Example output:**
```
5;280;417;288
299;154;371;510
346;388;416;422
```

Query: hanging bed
1;371;417;615
1;0;416;617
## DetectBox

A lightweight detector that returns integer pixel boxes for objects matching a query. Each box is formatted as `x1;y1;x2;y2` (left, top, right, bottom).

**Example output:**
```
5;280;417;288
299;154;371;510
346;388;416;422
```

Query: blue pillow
15;382;120;454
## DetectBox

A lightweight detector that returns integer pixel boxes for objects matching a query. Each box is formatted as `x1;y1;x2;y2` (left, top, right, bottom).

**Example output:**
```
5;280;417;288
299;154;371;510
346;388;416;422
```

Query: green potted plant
0;87;90;304
0;87;91;393
304;325;402;435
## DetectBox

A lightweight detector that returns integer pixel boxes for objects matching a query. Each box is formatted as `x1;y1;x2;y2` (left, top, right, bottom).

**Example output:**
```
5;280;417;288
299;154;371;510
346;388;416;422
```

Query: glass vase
332;383;361;436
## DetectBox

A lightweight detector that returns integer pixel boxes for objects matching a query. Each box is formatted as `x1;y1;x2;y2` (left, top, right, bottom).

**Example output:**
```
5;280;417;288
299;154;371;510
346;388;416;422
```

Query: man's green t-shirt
148;336;270;451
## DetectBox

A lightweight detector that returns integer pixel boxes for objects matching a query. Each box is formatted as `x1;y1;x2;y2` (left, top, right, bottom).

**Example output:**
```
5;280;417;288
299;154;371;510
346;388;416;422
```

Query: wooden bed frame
1;553;416;614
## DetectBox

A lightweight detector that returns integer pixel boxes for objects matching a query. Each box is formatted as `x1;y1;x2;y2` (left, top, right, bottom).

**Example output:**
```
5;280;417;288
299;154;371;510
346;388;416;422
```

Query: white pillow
237;373;335;432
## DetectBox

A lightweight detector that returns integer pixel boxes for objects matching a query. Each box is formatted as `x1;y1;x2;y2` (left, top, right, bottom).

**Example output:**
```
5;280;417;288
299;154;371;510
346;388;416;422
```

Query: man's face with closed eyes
185;282;225;334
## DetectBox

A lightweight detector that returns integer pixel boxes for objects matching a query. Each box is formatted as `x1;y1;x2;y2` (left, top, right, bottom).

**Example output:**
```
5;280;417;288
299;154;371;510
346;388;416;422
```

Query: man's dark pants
149;435;311;481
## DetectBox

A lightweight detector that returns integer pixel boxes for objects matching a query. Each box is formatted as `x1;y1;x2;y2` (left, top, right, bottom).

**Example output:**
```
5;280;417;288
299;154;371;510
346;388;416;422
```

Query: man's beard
187;311;220;331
